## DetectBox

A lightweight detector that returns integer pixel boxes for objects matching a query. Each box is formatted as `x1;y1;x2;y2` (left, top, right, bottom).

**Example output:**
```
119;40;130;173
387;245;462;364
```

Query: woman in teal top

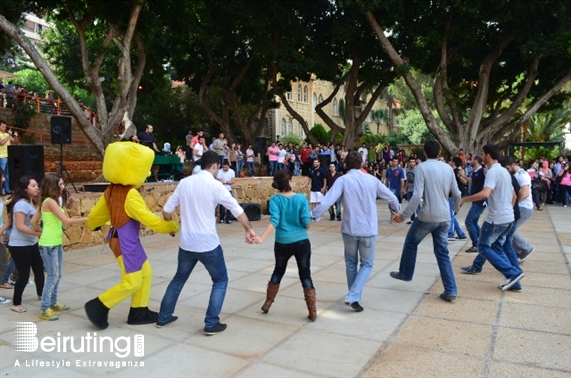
33;174;86;321
255;169;316;321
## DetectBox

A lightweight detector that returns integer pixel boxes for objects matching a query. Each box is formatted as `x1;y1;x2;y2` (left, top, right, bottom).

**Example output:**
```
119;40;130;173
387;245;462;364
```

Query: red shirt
300;148;311;163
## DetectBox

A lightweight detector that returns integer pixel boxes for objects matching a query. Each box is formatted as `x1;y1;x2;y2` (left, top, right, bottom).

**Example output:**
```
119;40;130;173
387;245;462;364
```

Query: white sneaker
27;281;34;286
0;296;11;304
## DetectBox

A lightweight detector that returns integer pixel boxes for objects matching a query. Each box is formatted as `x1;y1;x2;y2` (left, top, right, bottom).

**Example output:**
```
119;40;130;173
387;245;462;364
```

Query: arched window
297;84;302;102
333;98;338;116
303;86;308;103
312;93;317;111
280;118;286;137
287;119;293;135
318;94;323;104
286;91;292;100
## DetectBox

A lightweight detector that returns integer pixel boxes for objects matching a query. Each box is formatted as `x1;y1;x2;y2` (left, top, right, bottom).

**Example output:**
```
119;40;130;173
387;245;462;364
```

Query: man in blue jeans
459;144;524;291
391;140;462;302
448;156;467;241
311;151;399;312
158;151;257;334
384;157;405;204
458;154;486;252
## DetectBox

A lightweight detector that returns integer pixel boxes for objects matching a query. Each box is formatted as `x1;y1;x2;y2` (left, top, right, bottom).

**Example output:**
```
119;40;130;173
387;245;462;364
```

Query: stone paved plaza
0;203;569;377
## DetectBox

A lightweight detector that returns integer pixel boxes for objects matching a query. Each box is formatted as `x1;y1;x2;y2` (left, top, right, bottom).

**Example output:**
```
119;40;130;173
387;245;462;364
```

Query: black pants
9;244;44;306
271;239;313;289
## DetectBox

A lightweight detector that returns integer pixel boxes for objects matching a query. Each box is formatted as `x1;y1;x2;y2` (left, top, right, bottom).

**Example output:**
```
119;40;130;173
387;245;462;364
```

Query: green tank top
39;197;64;247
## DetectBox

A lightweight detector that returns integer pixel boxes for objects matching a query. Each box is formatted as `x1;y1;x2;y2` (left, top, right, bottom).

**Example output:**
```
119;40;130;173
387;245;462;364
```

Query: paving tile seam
494;324;571;337
488;358;571;373
231;361;329;378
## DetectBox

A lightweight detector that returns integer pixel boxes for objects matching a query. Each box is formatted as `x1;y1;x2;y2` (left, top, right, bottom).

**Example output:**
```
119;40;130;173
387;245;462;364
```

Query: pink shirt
267;146;279;162
561;172;571;186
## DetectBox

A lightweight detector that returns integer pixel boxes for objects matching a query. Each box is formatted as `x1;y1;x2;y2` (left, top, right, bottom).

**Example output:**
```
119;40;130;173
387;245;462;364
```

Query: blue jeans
475;222;523;280
277;162;285;171
294;161;301;176
271;239;313;289
269;161;277;176
448;198;466;238
398;219;457;296
465;203;485;247
512;207;534;256
342;234;376;303
158;246;228;327
247;161;255;177
0;157;9;193
237;159;244;174
329;198;341;220
39;245;63;311
389;188;402;203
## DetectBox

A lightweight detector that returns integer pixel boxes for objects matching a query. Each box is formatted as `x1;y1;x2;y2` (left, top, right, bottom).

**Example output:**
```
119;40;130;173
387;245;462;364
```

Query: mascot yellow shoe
85;142;179;329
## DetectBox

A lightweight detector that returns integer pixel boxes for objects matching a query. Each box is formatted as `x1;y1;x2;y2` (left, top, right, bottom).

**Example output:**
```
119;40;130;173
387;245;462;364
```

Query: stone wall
30;176;308;251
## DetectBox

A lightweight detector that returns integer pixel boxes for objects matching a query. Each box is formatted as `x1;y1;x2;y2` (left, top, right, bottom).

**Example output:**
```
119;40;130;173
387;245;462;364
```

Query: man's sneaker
39;308;59;321
460;265;481;275
439;293;457;302
345;301;364;312
27;281;34;286
456;236;467;240
518;248;535;263
389;271;412;282
219;220;224;224
497;283;522;293
51;303;70;311
0;296;11;304
156;316;178;328
204;322;227;335
406;221;412;224
500;273;524;291
225;220;232;224
448;237;456;241
465;246;478;253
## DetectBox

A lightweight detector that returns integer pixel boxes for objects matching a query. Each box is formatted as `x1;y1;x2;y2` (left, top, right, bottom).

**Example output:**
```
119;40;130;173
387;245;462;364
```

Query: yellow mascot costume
85;142;179;329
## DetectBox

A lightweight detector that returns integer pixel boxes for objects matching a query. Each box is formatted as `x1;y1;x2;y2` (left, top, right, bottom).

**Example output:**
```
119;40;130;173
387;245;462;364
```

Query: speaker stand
59;143;78;193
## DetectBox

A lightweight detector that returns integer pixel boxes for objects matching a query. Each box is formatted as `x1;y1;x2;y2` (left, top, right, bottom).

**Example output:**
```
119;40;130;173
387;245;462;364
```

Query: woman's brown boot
261;282;280;313
303;287;317;321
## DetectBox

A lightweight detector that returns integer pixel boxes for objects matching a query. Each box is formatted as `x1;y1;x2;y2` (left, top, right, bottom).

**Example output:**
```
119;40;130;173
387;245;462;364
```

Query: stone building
264;76;392;142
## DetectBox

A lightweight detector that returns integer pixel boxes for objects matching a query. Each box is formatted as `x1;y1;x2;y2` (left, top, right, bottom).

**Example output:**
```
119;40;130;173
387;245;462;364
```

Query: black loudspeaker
8;145;45;191
51;116;72;144
232;203;261;221
254;137;267;156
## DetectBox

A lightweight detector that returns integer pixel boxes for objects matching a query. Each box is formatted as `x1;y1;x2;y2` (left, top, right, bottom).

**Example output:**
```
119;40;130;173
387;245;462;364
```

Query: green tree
397;109;437;144
364;0;571;154
370;108;390;135
1;0;152;156
309;124;328;145
526;109;571;143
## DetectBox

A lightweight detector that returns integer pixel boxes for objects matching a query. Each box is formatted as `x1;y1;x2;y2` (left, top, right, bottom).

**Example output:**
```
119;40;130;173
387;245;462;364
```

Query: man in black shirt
137;125;160;153
458;154;486;253
326;163;343;221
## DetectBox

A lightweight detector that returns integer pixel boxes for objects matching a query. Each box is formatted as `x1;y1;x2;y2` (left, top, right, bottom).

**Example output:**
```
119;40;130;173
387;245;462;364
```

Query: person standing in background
0;120;18;195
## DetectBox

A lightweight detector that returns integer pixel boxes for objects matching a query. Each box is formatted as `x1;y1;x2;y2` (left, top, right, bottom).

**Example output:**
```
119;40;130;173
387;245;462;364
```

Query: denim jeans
465;203;485;247
0;157;9;193
328;198;341;220
471;221;522;290
512;207;534;256
277;162;285;171
218;190;233;222
237;159;244;174
398;219;457;296
389;188;402;203
342;234;376;303
475;222;523;280
294;161;301;177
158;245;228;327
271;239;313;289
269;161;277;176
247;162;255;177
39;245;63;311
448;198;466;238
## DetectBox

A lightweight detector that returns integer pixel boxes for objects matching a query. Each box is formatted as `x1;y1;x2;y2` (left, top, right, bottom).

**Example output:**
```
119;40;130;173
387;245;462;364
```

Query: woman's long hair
7;175;40;214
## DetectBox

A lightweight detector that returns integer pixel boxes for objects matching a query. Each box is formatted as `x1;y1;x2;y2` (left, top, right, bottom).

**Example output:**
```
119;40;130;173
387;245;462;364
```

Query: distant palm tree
371;108;390;135
526;109;571;142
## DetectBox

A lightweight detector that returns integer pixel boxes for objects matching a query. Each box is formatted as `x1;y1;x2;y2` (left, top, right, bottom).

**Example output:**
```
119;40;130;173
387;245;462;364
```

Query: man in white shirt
357;143;368;163
507;158;535;262
158;151;257;334
193;136;206;164
216;161;236;224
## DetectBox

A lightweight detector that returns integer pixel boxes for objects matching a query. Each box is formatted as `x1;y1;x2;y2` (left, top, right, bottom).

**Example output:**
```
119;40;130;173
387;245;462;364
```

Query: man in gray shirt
311;151;400;312
213;133;227;165
390;140;461;302
460;144;524;290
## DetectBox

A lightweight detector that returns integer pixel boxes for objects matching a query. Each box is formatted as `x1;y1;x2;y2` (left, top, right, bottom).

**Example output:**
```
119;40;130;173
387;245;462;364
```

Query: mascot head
103;142;154;187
